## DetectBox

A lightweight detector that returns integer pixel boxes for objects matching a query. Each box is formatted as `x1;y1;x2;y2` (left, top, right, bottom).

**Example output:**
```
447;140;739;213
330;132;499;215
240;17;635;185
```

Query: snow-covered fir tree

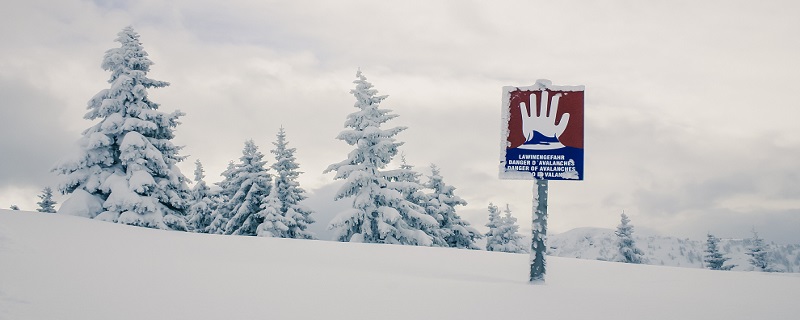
425;164;481;249
10;205;20;210
266;127;315;239
746;229;771;272
223;140;276;236
387;155;440;244
253;187;288;237
486;204;526;253
186;160;217;232
205;161;236;234
704;233;733;270
53;26;191;230
613;212;645;264
324;70;435;245
485;203;503;251
36;187;57;213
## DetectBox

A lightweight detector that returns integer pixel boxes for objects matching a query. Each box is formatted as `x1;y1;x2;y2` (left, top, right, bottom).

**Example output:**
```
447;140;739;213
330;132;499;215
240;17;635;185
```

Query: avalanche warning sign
500;79;584;181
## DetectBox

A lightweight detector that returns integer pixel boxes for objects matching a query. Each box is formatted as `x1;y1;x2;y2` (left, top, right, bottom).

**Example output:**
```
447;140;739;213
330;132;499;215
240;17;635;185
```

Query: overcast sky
2;0;798;244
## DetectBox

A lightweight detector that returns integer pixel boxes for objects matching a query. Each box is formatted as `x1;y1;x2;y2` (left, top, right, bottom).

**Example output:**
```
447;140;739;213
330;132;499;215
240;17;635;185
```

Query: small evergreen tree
485;203;503;251
425;164;481;249
704;233;733;270
52;26;191;230
267;127;315;239
613;212;645;264
324;70;434;245
10;205;20;210
205;161;236;234
36;187;58;213
746;229;771;272
223;140;275;236
254;187;287;237
387;155;440;245
486;203;526;253
498;204;526;253
186;160;217;232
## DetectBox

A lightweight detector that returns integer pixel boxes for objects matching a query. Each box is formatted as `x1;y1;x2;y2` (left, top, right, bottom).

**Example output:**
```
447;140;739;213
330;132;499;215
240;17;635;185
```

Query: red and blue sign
500;80;584;181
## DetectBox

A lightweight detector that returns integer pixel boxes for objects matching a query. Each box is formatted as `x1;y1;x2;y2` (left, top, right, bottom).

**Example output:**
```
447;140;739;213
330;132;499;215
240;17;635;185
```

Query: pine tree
52;26;191;230
265;127;315;239
486;203;526;253
485;203;503;251
324;70;434;245
36;187;58;213
186;160;217;232
223;140;275;236
613;212;645;264
746;229;771;272
254;187;287;237
499;205;527;253
387;155;440;245
425;164;481;249
205;161;236;234
704;233;733;270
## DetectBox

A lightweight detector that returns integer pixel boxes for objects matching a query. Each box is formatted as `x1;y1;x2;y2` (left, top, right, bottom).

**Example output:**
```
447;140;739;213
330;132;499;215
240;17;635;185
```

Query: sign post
499;79;584;283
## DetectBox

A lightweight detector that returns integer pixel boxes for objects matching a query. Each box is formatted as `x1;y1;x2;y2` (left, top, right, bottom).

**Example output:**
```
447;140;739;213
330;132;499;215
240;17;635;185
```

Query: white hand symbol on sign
518;90;570;150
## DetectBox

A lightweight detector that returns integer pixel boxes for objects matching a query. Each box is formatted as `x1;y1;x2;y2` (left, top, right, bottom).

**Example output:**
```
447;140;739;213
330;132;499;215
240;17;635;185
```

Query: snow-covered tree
254;187;288;237
704;233;733;270
223;140;275;236
265;127;315;239
10;205;20;210
324;70;435;245
36;187;57;213
485;203;504;251
746;229;771;272
387;155;440;244
486;204;526;253
613;212;645;264
186;160;217;232
205;161;236;234
425;164;481;249
52;26;191;230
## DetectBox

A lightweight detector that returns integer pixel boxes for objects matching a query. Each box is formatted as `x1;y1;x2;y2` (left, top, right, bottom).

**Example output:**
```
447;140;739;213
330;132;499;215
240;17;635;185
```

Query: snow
56;189;103;218
2;210;798;320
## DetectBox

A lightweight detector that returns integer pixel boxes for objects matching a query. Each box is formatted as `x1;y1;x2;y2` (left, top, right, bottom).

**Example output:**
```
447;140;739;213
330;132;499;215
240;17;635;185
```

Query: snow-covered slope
549;227;800;272
1;210;798;320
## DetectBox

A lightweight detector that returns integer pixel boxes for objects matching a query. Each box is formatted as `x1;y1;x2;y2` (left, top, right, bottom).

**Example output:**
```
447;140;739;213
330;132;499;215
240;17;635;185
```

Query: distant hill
548;227;800;272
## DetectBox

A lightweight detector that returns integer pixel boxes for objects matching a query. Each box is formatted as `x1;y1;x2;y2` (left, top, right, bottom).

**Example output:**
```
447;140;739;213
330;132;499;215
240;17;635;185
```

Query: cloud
1;0;799;244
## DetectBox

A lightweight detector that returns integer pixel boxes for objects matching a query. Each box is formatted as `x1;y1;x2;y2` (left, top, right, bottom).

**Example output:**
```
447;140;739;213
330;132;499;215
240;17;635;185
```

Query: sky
1;0;798;244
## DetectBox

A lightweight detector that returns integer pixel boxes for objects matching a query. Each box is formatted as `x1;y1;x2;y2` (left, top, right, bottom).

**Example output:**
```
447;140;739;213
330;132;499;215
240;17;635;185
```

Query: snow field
1;210;798;320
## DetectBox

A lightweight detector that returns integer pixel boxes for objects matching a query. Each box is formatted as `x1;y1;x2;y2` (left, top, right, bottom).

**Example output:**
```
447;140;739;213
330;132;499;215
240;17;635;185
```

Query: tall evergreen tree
613;212;645;264
186;160;217;232
223;140;275;236
53;26;191;230
265;127;315;239
746;229;771;272
36;187;57;213
324;70;434;245
425;164;481;249
704;233;733;270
